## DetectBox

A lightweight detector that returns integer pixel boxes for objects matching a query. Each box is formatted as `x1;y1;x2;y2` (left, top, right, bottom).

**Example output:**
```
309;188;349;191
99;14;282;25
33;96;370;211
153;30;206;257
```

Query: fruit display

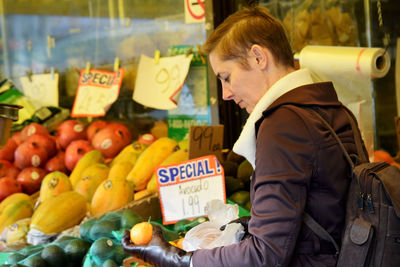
0;116;253;267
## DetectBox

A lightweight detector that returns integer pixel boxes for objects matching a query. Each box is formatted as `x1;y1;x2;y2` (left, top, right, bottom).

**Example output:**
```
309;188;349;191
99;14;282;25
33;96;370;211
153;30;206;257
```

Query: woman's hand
121;225;193;267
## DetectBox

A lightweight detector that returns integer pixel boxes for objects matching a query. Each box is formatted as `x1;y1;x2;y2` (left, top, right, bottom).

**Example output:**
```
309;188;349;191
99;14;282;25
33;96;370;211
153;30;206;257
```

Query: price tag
20;73;59;108
133;54;193;110
189;125;224;162
157;155;225;224
71;68;124;117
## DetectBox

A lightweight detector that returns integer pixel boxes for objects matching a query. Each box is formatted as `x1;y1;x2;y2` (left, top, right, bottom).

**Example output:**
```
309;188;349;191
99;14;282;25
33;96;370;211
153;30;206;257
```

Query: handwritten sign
189;125;224;162
184;0;205;24
71;69;124;117
133;54;193;110
20;73;59;108
157;155;225;224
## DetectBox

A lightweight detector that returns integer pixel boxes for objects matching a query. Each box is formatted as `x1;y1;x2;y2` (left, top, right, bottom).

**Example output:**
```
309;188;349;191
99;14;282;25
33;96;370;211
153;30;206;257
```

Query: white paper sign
156;155;226;224
184;0;205;24
133;54;193;110
71;69;124;117
20;73;59;108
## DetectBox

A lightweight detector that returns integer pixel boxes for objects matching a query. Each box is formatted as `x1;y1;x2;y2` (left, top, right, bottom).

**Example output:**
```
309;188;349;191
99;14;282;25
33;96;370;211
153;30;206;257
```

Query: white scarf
232;68;315;168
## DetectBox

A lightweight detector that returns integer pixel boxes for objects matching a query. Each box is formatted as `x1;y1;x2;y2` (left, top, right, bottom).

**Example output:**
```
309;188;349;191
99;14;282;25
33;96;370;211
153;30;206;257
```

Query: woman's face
209;51;268;114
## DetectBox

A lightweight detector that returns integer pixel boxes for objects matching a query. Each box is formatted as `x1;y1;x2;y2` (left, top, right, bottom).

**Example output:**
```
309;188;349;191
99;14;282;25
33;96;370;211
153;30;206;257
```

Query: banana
126;137;178;191
0;199;34;233
69;149;104;187
147;149;189;193
110;141;147;167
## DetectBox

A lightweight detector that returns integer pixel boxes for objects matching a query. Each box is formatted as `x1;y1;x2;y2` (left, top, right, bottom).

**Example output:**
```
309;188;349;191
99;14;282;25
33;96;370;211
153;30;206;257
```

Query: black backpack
303;108;400;267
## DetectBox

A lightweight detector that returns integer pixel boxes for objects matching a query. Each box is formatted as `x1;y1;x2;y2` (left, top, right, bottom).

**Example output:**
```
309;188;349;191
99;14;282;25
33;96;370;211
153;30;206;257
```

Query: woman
122;6;364;266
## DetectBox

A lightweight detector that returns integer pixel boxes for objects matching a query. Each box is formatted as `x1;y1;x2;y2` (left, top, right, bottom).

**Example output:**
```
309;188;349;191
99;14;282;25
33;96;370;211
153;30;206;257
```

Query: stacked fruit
221;150;253;211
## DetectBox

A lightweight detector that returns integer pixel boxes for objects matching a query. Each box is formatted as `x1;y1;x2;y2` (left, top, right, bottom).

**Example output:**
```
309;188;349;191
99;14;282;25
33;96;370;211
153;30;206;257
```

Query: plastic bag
182;200;245;251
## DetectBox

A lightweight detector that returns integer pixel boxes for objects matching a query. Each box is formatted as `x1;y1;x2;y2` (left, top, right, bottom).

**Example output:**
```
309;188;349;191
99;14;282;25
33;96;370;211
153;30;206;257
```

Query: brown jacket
192;82;363;266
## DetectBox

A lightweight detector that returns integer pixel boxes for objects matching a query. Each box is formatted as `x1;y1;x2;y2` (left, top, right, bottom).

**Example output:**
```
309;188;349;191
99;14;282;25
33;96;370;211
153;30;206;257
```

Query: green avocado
89;219;121;241
225;176;244;196
40;245;67;267
229;190;250;207
64;238;91;264
119;209;143;230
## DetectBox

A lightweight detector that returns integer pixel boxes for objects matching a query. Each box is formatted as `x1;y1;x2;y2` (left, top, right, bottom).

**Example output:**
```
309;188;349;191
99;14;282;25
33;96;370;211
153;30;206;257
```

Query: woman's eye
223;76;230;83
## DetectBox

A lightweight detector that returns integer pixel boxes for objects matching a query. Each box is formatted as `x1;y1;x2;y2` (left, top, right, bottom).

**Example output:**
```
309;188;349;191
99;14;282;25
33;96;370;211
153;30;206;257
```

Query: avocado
89;238;116;265
64;238;91;264
89;219;120;241
226;150;245;164
22;255;47;267
119;209;143;230
225;176;244;196
5;252;26;264
102;259;119;267
53;235;76;250
40;245;67;267
229;190;250;207
79;218;97;241
221;160;239;177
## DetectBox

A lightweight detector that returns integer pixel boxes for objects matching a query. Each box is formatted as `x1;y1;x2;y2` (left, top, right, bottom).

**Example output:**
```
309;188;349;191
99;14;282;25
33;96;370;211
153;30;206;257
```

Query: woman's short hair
202;6;294;69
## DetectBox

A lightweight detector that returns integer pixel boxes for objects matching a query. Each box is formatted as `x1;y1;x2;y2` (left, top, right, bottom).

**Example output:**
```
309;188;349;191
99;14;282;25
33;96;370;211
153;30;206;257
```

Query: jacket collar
233;68;317;168
263;81;341;117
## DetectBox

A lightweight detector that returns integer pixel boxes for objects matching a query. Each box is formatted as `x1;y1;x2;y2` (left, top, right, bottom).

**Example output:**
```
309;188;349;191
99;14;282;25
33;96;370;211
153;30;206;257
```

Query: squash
30;191;87;234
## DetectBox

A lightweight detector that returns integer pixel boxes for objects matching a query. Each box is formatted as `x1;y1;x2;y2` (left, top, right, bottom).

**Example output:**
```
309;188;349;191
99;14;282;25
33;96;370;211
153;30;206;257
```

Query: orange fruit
130;222;153;245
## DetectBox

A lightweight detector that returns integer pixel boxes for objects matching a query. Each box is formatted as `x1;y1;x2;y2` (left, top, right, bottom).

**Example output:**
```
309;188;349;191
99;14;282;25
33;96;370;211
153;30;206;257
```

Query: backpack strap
302;213;340;255
302;107;367;256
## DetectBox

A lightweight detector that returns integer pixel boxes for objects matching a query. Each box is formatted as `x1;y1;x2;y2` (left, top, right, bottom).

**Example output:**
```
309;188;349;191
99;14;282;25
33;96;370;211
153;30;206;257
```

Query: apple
20;123;49;142
0;177;22;202
137;133;157;146
0;159;19;178
64;139;94;171
86;120;108;142
45;151;68;173
91;123;131;158
25;133;57;158
56;120;86;150
11;131;23;146
0;138;18;162
14;140;48;169
16;167;47;195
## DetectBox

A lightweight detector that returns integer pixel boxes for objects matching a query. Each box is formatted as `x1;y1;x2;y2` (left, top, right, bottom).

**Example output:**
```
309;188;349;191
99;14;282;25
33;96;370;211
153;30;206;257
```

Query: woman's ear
250;44;268;70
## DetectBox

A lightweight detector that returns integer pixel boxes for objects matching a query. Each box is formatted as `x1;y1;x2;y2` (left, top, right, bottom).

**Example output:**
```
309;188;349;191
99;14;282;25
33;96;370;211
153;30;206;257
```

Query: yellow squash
39;171;72;203
30;191;87;234
126;137;178;191
69;149;104;187
90;178;133;216
147;149;189;193
74;163;110;202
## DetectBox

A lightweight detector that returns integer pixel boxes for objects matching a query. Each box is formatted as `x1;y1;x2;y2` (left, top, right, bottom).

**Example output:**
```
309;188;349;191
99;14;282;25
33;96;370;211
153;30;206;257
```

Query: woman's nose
222;85;233;100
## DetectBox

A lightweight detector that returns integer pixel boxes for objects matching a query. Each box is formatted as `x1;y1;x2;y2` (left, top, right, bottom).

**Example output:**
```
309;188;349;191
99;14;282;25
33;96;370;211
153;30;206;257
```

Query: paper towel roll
299;46;390;79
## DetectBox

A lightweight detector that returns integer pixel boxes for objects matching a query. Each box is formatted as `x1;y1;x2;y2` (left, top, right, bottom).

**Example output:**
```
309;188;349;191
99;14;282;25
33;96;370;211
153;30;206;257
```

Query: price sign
20;73;59;108
71;69;124;117
133;54;193;110
157;155;225;224
189;125;224;162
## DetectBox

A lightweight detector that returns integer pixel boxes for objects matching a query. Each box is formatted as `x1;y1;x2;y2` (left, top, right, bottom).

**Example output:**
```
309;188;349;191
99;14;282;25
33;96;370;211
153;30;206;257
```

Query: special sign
157;155;225;224
72;68;124;117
